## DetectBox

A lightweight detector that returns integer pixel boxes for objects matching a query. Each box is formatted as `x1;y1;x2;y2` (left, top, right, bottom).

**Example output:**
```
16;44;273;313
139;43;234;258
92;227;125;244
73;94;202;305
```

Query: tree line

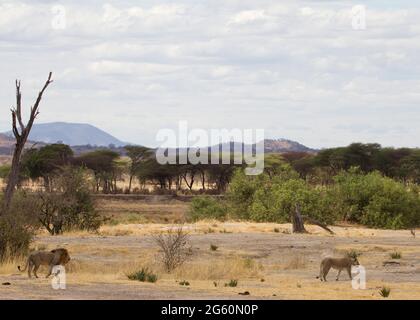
0;144;242;194
282;143;420;185
1;142;419;195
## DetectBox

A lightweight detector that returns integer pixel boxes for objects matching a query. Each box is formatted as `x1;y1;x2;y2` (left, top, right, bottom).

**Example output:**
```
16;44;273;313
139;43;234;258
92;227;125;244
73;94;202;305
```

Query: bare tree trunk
291;204;335;235
128;174;133;193
301;215;335;234
292;204;306;233
4;142;25;208
200;170;206;190
1;72;53;214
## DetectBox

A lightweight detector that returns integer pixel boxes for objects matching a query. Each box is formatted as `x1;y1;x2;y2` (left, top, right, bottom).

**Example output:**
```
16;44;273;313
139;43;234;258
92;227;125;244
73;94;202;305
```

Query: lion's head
51;248;71;265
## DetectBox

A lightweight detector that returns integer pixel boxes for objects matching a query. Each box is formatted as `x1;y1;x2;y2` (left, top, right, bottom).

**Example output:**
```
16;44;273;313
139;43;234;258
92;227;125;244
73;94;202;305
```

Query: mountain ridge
3;122;125;147
1;122;317;154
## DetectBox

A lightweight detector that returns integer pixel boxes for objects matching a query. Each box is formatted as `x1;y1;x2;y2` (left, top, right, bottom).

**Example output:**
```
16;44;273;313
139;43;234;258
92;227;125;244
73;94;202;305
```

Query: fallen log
301;215;335;235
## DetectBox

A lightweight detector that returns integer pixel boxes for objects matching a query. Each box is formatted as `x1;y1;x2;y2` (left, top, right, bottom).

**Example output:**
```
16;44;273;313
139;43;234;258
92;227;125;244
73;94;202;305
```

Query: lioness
317;256;359;282
18;248;71;278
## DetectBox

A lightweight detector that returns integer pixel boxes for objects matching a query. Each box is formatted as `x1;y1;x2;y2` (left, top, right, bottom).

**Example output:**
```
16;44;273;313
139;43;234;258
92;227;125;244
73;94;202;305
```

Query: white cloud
228;10;269;25
0;1;419;148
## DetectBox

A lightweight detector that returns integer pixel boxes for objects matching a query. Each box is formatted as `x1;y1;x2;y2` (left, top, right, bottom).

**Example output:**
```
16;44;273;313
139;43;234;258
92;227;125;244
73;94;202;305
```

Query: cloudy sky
0;0;419;149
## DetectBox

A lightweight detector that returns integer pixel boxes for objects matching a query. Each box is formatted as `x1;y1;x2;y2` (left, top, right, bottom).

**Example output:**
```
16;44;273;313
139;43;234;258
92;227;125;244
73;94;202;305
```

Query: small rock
2;282;11;286
238;291;250;296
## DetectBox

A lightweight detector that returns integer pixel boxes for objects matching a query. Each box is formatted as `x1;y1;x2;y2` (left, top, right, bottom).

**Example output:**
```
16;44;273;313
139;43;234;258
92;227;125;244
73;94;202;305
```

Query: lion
316;256;359;282
18;248;71;278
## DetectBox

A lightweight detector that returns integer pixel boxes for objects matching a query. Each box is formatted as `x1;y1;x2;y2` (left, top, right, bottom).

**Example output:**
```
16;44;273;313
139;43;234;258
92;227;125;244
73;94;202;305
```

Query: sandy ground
1;222;419;300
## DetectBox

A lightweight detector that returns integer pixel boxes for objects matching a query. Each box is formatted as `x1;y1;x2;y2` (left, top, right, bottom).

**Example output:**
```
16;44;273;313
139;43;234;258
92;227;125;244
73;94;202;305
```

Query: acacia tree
124;146;151;193
1;72;53;213
21;143;73;191
74;150;120;193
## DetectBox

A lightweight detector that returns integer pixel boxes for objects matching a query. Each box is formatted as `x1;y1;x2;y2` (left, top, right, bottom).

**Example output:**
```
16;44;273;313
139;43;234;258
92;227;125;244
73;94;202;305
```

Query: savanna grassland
1;197;419;300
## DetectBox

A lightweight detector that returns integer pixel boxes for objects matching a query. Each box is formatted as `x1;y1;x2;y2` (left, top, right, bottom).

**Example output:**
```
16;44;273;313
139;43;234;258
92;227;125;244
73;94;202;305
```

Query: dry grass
284;255;307;270
97;199;188;225
0;258;25;275
1;199;419;300
173;256;261;281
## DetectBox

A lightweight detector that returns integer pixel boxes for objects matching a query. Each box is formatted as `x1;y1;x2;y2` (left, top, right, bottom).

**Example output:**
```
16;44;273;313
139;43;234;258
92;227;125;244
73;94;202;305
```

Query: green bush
188;196;227;221
226;169;265;219
0;165;11;180
227;167;301;220
248;178;335;224
0;216;33;262
225;279;238;287
127;268;158;283
390;252;402;259
0;192;39;262
226;168;338;224
37;167;101;234
379;287;391;298
332;169;420;229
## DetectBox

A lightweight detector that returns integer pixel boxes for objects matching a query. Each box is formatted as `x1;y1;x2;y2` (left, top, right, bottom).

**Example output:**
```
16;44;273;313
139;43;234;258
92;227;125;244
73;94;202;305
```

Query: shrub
127;268;158;283
224;166;420;229
332;169;420;229
0;165;11;180
390;252;402;259
37;167;101;234
0;216;33;262
225;279;238;287
226;170;267;219
210;244;218;251
249;178;335;224
154;227;189;272
179;280;190;286
0;192;38;262
188;196;227;221
379;287;391;298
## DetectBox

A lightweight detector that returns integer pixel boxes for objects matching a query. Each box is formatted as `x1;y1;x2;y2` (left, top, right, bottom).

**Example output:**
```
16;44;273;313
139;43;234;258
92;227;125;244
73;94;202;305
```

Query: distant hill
174;139;316;156
0;133;15;148
1;122;316;156
0;133;15;156
263;139;317;153
3;122;126;147
0;132;46;156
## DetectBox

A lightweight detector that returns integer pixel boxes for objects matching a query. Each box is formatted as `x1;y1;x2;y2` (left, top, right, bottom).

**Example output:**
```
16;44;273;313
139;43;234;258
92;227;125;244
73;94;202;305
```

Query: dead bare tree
1;72;53;214
291;204;306;233
291;203;334;235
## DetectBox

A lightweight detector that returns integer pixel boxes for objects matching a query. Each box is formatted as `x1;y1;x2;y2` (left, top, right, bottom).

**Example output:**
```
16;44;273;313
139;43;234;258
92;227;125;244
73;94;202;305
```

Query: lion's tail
18;259;29;272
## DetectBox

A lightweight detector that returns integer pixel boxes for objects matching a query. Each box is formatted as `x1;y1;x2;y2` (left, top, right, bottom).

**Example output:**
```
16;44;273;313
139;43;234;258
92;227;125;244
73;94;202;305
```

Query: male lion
316;256;359;282
18;248;71;278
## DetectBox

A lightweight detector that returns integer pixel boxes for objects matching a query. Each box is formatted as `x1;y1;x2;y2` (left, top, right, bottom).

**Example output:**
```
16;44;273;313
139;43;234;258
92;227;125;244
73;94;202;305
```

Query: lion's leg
323;265;330;281
33;264;40;278
336;269;342;281
46;265;53;278
347;266;352;280
319;263;324;281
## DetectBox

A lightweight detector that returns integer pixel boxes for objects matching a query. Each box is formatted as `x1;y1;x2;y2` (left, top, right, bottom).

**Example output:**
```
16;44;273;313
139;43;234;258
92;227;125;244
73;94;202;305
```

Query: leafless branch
153;226;190;272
